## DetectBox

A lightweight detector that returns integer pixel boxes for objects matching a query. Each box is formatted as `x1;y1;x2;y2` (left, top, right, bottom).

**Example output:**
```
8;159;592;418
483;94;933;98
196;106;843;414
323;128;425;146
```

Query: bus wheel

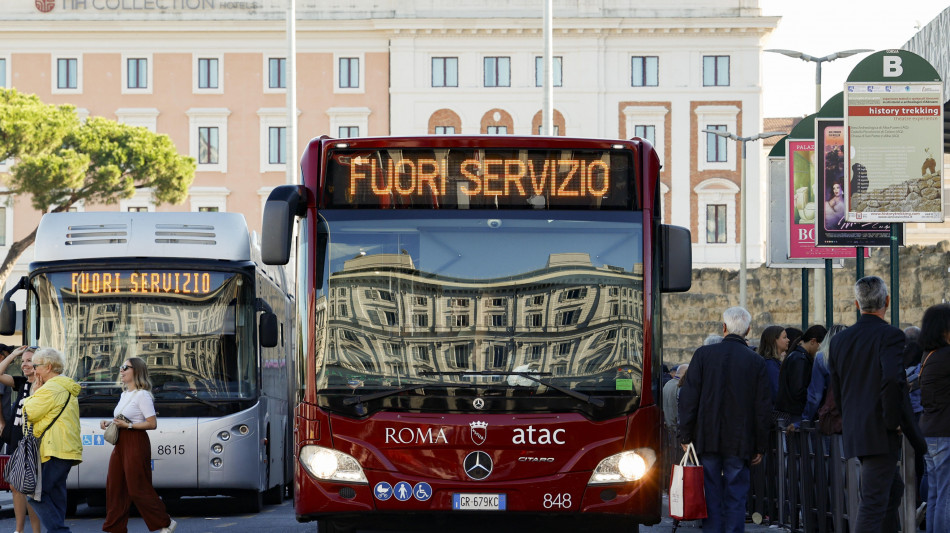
239;489;264;513
263;482;283;504
65;493;79;517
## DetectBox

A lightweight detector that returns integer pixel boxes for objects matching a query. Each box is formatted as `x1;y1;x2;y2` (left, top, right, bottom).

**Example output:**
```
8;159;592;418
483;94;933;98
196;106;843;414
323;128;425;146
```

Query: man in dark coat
828;276;907;533
678;307;771;533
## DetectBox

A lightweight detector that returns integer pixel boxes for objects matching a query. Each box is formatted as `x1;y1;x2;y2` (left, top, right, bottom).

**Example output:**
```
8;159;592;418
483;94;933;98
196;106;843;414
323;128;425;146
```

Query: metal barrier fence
665;420;920;533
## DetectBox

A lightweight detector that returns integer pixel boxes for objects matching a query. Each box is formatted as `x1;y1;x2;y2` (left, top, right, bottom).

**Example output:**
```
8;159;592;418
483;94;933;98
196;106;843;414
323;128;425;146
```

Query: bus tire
263;482;283;504
239;489;264;513
65;493;79;517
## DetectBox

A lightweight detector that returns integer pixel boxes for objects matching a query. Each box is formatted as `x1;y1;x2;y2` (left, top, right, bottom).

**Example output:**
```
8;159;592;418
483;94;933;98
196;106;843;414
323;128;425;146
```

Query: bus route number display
69;271;214;295
325;148;634;209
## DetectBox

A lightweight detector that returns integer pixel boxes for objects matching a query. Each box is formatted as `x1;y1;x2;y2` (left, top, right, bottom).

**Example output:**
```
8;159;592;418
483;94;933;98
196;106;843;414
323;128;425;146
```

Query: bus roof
33;212;251;263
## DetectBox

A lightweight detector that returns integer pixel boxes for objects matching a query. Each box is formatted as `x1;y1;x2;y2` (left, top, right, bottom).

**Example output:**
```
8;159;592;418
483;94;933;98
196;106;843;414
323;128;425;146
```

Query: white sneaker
160;519;177;533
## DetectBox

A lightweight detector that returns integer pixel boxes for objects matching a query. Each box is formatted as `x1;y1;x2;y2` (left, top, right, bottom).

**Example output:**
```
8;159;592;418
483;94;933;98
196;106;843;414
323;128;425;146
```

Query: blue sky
762;0;948;117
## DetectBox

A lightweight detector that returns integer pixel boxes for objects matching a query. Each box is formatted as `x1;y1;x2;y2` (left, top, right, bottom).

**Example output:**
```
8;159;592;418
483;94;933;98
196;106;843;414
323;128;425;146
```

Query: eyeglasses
119;364;131;371
32;363;47;368
27;346;39;351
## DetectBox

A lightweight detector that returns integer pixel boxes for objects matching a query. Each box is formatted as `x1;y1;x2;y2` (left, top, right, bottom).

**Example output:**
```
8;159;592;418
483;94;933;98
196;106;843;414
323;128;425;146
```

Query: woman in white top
99;357;176;533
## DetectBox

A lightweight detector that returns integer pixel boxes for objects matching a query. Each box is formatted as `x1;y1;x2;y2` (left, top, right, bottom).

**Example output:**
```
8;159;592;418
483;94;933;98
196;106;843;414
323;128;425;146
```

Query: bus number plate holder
452;493;506;511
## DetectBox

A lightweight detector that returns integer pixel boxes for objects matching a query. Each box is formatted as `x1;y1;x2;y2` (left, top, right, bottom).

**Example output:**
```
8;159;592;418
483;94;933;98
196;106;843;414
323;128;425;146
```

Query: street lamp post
702;129;785;309
766;48;872;326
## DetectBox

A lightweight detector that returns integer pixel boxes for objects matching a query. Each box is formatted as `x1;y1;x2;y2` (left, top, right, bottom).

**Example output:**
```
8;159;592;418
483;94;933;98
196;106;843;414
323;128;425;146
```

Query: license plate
452;493;506;511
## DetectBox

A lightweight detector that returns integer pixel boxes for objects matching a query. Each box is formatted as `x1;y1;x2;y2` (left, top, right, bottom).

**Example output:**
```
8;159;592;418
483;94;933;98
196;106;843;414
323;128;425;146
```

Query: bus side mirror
660;224;692;293
0;276;27;336
0;300;16;336
262;185;309;265
259;311;279;348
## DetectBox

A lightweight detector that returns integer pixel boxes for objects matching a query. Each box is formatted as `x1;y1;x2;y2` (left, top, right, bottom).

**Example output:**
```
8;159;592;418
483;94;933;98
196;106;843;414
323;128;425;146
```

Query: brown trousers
102;429;171;533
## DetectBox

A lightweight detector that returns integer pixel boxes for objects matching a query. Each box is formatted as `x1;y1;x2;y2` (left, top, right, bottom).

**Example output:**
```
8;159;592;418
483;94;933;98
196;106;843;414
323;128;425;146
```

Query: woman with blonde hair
0;346;42;533
23;347;82;533
100;357;176;533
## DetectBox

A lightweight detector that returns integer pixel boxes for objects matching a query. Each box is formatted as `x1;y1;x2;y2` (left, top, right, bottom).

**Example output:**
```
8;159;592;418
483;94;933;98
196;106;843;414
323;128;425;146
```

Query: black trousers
856;437;904;533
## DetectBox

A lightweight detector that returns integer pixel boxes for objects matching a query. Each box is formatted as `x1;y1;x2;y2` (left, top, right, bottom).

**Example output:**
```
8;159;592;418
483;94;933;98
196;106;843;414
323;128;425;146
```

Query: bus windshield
316;210;645;416
30;269;258;401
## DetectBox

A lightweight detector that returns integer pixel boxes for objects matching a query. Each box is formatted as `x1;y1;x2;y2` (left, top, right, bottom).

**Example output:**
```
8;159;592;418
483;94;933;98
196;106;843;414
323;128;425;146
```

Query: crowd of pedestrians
670;275;945;533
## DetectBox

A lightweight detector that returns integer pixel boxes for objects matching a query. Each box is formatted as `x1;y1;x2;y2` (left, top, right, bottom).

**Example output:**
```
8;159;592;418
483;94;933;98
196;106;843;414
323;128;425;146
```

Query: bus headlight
299;445;368;484
588;448;657;484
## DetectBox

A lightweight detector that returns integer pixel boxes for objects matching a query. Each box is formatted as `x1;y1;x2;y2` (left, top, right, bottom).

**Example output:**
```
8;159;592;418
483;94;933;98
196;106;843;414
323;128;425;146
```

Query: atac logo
469;421;488;446
35;0;56;13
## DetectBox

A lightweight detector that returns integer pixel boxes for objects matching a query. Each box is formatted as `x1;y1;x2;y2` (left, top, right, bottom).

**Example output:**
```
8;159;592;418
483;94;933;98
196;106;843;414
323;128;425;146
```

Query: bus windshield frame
27;265;259;404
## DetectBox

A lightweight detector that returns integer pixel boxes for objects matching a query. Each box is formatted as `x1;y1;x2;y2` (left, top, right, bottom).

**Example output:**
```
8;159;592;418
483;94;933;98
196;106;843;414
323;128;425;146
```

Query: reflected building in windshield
321;252;644;390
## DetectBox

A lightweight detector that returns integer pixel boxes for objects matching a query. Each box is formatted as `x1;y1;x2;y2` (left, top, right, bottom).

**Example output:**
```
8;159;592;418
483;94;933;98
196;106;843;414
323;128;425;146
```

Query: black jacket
829;314;906;458
776;345;813;415
678;334;771;460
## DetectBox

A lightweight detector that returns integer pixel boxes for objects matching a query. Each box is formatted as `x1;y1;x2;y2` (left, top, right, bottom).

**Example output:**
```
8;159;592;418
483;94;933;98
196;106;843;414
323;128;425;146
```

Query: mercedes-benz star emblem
473;398;485;410
463;451;493;480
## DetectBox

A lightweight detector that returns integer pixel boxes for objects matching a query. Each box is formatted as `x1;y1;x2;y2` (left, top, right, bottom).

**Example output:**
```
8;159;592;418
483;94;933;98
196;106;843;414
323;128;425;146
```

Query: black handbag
3;397;69;499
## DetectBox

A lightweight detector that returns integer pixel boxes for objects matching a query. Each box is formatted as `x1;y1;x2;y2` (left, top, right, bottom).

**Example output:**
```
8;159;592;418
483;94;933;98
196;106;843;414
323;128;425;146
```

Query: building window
198;206;219;212
0;58;6;87
631;56;658;87
534;56;562;87
706;124;727;163
490;315;506;327
634;125;655;145
484;57;510;87
338;126;359;138
527;313;542;327
434;126;455;135
703;55;730;87
413;346;429;362
0;207;6;246
127;58;147;89
57;58;78;89
339;57;359;88
536;125;560;135
268;58;286;89
198;58;219;89
128;206;148;213
412;314;428;327
268;126;286;164
528;345;542;361
453;345;470;368
487;346;508;368
432;57;458;87
486;126;507;135
198;127;219;165
706;204;727;243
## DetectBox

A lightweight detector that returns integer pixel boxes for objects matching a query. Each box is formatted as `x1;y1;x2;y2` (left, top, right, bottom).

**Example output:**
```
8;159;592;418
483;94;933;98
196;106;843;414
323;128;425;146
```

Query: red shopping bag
669;443;706;520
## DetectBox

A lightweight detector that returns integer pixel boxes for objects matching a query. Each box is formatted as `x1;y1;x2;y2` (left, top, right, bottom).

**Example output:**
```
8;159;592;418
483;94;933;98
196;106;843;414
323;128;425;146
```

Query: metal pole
856;247;864;320
740;139;747;309
890;224;900;326
542;0;553;136
286;0;297;185
802;269;809;331
825;259;833;328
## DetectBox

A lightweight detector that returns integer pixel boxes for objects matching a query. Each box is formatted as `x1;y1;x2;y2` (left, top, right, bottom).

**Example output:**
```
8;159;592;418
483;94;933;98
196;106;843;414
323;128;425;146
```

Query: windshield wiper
157;385;226;412
342;383;439;416
419;370;605;407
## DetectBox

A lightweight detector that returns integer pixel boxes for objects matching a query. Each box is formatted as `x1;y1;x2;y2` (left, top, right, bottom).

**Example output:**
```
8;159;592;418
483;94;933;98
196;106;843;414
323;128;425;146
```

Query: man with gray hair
678;307;771;533
828;276;907;533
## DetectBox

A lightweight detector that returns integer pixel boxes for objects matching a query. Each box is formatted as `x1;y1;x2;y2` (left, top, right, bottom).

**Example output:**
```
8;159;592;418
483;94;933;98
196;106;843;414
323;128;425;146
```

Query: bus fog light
218;431;230;441
299;445;367;484
588;448;656;484
212;443;223;454
211;457;223;468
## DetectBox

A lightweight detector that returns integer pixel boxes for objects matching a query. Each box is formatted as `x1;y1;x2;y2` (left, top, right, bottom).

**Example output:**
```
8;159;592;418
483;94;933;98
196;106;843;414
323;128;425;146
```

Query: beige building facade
2;0;783;291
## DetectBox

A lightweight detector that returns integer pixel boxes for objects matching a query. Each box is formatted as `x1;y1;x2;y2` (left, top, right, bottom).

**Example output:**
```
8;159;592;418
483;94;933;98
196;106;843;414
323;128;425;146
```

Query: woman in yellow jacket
23;347;82;533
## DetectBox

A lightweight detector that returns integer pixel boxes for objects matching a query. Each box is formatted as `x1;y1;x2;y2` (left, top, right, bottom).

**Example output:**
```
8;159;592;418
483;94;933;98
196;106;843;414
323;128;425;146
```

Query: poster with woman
815;119;898;247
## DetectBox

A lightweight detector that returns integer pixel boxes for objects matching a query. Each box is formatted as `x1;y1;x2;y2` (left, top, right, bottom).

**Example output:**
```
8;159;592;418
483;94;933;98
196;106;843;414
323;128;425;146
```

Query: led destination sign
68;271;218;295
325;148;635;209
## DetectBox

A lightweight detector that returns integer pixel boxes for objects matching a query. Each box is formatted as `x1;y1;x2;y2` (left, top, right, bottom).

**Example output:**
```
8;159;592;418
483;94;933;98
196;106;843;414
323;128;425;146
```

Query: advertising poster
787;139;862;259
816;119;900;247
844;82;944;222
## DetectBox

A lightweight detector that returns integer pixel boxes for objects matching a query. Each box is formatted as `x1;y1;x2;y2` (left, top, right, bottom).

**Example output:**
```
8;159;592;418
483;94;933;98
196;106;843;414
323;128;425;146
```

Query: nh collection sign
35;0;266;13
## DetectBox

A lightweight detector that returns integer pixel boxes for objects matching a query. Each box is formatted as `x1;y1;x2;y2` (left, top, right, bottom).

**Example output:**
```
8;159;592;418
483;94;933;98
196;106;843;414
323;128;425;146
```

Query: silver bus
0;211;295;512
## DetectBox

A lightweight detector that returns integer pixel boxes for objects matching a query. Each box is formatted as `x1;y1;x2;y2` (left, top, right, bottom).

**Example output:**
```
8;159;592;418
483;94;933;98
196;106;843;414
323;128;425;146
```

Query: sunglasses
27;346;39;351
119;364;131;371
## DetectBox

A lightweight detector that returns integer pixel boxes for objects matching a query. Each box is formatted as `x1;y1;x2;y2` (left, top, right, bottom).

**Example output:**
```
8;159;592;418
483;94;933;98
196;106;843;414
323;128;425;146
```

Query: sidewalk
644;494;789;533
0;489;12;519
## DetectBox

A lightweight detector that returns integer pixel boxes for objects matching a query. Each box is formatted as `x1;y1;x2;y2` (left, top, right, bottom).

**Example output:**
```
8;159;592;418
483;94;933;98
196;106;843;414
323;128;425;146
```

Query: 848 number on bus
156;444;186;455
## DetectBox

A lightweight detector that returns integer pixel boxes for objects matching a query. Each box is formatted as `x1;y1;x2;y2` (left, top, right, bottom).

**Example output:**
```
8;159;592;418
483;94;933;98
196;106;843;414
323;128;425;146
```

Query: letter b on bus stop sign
883;56;903;77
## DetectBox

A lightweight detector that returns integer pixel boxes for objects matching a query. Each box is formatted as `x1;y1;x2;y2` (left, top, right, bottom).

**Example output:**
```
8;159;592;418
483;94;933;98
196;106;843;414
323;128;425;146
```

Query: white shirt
113;389;156;424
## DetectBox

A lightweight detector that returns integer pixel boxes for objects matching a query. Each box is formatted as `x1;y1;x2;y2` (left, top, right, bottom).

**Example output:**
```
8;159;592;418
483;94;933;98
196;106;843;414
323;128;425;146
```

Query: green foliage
0;88;78;162
0;88;195;211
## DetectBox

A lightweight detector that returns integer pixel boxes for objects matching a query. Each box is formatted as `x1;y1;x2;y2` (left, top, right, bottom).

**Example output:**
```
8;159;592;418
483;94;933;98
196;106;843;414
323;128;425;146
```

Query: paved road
0;491;788;532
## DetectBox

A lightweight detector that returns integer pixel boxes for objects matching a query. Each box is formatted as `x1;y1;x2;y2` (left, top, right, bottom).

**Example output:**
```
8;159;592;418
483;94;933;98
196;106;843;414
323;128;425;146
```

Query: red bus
261;135;691;532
